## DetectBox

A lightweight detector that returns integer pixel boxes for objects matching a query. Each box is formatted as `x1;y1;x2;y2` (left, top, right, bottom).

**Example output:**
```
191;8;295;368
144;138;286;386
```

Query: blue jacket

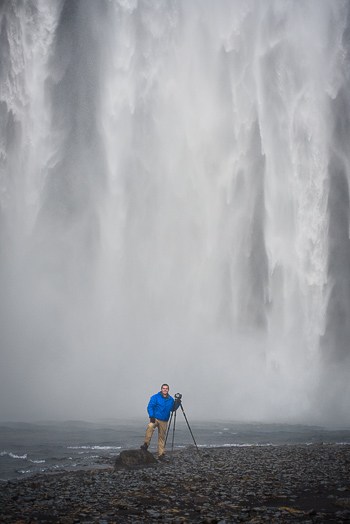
147;391;176;421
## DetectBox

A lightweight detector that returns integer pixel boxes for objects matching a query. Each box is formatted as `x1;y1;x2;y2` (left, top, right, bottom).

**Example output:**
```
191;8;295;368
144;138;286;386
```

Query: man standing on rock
141;384;180;460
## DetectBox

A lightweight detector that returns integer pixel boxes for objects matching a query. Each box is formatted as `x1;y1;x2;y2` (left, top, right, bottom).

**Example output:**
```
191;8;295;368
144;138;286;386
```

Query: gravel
1;443;350;523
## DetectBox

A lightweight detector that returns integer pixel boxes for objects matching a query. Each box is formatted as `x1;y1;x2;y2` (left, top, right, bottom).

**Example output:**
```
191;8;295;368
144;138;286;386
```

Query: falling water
0;0;350;424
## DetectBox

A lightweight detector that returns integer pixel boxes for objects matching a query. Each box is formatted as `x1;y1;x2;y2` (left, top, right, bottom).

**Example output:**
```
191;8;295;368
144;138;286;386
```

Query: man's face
161;385;169;397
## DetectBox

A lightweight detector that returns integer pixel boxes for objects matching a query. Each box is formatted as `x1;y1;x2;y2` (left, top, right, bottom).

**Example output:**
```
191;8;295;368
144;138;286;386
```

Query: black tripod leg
171;409;177;456
180;404;201;456
164;410;174;447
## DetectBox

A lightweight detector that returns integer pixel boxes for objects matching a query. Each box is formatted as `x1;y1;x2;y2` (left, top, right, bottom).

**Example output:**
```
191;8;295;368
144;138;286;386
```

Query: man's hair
161;383;169;389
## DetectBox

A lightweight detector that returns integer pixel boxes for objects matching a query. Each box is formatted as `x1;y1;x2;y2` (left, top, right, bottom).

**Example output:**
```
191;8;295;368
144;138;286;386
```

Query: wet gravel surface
1;444;350;523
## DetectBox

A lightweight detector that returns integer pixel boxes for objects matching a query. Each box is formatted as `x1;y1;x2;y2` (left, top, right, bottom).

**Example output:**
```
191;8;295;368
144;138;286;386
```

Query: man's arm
147;395;157;422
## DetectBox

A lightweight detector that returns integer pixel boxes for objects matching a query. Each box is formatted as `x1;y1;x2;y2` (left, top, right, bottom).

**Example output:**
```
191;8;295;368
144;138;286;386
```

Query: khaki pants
144;419;168;456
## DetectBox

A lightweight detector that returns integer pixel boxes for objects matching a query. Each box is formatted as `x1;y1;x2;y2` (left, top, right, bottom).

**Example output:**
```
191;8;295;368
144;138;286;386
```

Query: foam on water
67;446;122;451
0;452;28;460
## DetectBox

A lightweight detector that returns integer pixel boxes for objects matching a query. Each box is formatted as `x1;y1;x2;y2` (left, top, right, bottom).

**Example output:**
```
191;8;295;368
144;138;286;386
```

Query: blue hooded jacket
147;391;176;421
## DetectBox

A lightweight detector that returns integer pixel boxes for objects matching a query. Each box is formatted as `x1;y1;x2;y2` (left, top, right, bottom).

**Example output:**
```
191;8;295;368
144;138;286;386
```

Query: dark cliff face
322;7;350;364
323;136;350;362
37;0;108;252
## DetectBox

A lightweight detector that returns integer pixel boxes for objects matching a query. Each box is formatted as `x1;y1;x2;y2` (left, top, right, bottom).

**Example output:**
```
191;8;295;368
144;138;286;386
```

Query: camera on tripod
165;392;200;457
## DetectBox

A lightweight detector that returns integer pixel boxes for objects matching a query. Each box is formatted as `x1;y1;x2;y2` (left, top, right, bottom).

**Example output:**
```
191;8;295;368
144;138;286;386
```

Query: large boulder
114;449;157;468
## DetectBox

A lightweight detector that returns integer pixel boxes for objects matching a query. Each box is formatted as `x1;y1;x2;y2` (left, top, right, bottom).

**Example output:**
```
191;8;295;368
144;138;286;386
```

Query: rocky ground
1;444;350;523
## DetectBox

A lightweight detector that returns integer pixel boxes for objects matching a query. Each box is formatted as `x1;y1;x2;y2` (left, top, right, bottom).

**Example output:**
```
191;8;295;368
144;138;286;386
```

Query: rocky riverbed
1;444;350;523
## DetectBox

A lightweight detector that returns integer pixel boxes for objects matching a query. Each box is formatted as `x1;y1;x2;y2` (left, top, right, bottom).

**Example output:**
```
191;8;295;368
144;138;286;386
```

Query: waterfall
1;0;349;423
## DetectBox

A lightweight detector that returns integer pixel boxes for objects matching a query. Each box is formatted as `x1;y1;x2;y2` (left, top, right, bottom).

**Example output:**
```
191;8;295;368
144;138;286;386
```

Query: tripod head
174;393;182;400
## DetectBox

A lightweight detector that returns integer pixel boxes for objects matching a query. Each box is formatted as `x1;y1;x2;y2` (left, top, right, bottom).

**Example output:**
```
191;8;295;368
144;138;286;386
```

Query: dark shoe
140;443;148;451
158;454;167;462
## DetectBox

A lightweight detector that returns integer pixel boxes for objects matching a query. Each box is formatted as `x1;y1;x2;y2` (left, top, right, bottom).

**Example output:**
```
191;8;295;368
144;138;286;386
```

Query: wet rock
114;448;157;468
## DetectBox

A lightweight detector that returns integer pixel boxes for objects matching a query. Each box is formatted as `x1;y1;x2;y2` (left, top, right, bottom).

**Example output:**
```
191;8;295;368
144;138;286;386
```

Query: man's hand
149;417;156;423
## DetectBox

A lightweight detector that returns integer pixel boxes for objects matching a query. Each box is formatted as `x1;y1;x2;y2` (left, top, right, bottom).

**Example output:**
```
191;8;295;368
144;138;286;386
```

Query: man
140;383;180;460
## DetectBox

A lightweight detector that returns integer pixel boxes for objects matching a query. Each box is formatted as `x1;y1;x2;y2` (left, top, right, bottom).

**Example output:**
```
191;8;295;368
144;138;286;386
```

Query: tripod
165;394;201;458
